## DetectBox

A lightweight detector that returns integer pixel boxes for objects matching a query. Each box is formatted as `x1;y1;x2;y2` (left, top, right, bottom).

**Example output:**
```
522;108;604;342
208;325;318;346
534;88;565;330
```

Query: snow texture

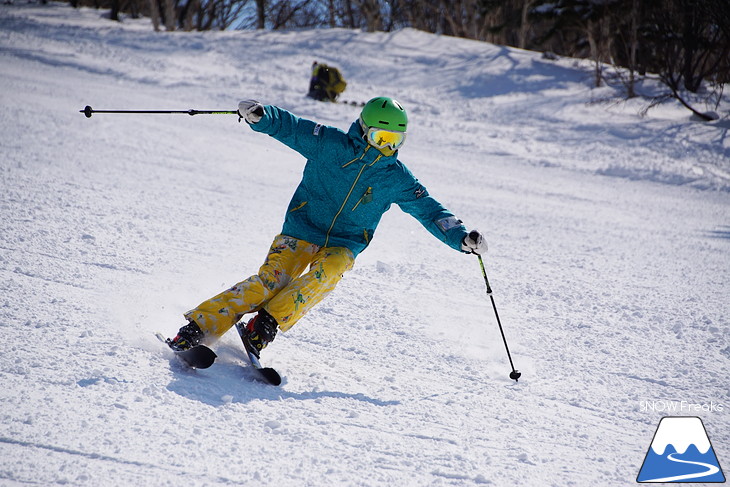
1;3;728;486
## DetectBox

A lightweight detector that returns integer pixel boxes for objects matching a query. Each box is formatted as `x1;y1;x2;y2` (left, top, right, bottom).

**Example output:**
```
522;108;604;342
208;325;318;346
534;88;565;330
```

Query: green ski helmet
359;97;408;154
359;97;408;132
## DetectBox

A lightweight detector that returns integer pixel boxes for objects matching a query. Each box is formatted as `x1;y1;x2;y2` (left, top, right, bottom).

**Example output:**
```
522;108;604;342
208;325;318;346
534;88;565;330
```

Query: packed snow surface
1;3;729;486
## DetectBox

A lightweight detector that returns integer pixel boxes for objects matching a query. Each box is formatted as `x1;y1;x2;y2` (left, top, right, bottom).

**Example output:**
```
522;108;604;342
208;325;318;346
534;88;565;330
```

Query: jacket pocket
351;187;373;212
289;201;308;212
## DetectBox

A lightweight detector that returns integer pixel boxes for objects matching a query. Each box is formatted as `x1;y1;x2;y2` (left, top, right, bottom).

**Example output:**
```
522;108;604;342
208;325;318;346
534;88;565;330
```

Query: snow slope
1;3;728;486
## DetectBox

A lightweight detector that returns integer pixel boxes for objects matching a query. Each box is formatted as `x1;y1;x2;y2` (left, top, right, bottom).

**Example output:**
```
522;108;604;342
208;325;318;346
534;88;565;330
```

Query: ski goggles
366;127;406;151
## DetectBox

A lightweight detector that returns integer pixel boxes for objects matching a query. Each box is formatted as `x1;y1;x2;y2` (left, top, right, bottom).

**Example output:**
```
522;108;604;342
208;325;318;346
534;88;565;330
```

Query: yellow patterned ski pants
184;234;355;341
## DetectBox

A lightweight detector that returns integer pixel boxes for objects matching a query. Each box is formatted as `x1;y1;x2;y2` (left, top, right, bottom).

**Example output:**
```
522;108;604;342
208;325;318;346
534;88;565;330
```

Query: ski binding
234;322;282;386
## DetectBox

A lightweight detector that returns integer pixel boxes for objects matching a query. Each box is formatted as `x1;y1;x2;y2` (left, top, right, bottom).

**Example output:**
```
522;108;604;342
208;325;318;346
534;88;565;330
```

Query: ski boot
167;321;204;352
240;309;278;359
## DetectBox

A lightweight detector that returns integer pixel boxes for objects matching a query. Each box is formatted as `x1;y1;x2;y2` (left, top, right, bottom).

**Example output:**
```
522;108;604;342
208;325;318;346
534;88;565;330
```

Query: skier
307;61;347;102
168;97;488;361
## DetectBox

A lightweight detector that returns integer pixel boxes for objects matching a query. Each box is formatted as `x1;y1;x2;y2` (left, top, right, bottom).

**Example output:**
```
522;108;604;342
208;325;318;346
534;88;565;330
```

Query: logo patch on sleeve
436;216;463;232
414;187;427;198
313;123;323;136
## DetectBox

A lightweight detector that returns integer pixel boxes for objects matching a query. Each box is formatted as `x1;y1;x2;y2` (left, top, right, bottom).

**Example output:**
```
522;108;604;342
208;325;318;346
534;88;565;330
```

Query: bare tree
518;0;535;48
163;0;175;30
148;0;161;30
255;0;266;28
352;0;382;32
643;0;729;119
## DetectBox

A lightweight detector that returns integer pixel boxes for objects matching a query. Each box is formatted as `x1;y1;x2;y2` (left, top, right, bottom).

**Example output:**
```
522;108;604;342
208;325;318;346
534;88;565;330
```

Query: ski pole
80;105;239;118
477;254;521;382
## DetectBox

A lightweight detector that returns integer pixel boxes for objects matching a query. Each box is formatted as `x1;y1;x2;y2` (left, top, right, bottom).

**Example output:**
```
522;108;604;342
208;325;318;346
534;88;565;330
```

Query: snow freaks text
640;400;724;413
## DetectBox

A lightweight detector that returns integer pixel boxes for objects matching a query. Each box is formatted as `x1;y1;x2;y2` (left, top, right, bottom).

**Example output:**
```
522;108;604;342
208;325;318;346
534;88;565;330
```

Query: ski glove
238;100;264;124
462;230;488;255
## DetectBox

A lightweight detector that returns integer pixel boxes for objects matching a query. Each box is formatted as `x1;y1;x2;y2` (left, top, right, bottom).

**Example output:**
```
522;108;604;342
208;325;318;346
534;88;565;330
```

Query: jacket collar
347;121;399;165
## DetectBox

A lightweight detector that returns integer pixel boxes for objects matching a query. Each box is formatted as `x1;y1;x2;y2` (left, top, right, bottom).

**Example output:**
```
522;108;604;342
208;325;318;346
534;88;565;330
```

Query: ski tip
178;346;217;369
165;343;217;369
259;367;282;386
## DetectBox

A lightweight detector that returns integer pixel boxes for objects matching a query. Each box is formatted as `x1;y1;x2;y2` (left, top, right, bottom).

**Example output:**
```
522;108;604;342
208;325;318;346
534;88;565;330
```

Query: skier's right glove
461;229;488;255
238;99;264;124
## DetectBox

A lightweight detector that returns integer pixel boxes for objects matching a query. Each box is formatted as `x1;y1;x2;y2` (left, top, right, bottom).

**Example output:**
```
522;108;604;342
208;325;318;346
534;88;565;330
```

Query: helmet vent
378;120;389;125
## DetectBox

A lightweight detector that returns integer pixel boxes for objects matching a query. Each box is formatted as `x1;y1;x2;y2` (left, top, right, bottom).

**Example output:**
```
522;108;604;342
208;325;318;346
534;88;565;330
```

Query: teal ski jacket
249;105;469;257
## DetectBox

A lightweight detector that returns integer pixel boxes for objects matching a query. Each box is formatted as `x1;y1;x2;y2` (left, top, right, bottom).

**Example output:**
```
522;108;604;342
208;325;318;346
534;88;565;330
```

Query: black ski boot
240;309;278;358
167;321;204;352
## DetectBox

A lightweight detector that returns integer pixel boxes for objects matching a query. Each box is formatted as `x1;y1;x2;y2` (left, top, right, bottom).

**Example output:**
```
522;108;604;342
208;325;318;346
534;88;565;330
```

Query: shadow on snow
706;226;730;240
164;345;401;408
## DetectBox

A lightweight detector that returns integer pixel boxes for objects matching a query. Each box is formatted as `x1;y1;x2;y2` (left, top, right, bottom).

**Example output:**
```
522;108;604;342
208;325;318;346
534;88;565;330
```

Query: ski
234;322;282;386
337;99;365;107
155;332;217;369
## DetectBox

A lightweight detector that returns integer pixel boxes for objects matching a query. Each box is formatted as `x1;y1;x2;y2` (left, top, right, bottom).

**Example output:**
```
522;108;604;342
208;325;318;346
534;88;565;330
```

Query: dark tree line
62;0;729;117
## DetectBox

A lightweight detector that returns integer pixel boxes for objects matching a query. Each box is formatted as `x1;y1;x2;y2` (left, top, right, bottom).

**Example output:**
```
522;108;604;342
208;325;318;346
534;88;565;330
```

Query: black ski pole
80;105;239;118
477;254;521;382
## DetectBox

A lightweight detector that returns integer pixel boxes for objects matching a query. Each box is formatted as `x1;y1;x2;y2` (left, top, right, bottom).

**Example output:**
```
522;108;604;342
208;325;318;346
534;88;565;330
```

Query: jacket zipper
324;152;382;247
342;145;371;168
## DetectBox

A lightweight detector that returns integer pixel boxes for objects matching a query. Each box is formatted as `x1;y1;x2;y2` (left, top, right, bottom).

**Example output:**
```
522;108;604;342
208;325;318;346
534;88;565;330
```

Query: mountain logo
637;416;726;483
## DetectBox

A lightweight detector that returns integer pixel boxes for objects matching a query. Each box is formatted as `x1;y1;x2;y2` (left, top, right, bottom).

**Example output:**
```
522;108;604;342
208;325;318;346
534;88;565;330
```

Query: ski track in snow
1;3;729;486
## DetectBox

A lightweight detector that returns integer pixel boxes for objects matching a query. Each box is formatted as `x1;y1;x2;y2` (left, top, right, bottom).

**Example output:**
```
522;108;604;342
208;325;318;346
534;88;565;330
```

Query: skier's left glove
238;100;264;124
461;229;488;255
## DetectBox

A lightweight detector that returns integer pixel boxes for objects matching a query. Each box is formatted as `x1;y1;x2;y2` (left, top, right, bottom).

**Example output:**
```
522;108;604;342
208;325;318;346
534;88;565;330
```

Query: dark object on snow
307;62;347;102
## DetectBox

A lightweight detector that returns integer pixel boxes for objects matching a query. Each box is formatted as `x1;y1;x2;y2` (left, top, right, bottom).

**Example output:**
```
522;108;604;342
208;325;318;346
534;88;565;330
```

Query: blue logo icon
637;416;725;483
